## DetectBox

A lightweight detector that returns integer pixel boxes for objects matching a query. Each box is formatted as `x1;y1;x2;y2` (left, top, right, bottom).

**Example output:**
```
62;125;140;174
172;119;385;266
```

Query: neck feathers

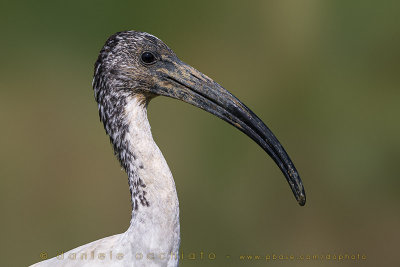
98;94;180;256
96;93;179;232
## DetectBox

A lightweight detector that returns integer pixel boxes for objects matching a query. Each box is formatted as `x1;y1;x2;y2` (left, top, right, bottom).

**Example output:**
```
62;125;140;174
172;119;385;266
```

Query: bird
31;30;306;267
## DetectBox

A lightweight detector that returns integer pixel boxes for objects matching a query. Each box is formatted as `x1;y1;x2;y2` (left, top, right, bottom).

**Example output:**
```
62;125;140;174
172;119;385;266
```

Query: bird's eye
141;51;157;64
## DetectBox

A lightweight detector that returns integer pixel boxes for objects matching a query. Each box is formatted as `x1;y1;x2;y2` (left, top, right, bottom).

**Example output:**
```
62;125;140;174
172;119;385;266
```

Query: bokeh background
1;1;399;266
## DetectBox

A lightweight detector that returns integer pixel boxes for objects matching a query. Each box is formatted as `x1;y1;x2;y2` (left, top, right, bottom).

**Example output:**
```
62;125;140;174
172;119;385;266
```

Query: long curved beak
151;59;306;206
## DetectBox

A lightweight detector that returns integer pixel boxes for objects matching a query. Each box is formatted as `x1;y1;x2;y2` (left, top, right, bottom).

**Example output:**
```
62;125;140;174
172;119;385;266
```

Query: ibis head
93;30;306;206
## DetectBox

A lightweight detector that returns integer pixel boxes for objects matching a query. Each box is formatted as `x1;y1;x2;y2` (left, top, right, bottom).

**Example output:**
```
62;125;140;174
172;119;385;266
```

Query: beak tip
287;167;306;206
297;191;306;206
298;196;306;206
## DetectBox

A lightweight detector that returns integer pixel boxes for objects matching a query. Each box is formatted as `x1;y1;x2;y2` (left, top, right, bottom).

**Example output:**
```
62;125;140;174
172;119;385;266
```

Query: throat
107;96;180;252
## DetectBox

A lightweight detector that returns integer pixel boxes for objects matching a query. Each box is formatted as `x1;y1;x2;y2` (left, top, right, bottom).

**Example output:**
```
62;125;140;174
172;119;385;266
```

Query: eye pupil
141;52;156;64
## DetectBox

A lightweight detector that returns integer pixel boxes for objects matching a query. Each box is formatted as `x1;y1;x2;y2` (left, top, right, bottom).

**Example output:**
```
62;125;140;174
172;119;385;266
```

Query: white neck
121;96;180;259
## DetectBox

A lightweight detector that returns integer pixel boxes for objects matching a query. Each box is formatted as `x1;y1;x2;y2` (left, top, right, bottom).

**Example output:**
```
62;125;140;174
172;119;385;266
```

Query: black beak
151;59;306;206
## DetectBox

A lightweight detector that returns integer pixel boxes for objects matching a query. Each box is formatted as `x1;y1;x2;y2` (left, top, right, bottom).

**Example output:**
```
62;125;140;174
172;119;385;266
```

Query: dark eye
141;51;157;64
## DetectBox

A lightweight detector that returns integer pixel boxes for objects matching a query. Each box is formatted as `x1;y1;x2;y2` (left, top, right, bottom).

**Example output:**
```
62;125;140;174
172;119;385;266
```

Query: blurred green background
1;0;399;266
